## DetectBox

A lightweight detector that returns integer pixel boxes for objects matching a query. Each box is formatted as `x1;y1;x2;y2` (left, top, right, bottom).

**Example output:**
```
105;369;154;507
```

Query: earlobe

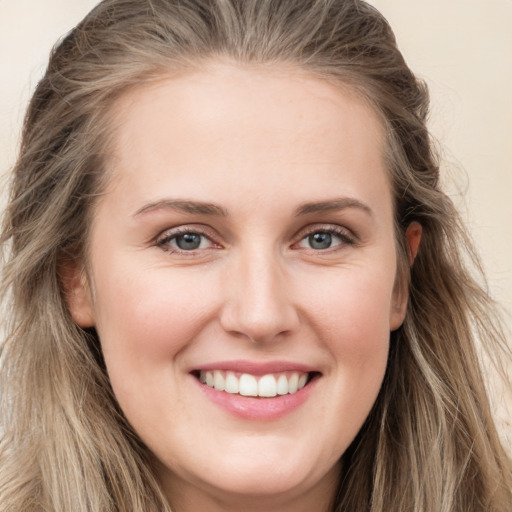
389;294;407;331
390;222;423;330
60;261;95;327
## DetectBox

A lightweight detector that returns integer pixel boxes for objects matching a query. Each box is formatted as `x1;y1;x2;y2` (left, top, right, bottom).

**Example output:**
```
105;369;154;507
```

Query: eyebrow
133;196;372;218
134;199;228;217
295;198;373;217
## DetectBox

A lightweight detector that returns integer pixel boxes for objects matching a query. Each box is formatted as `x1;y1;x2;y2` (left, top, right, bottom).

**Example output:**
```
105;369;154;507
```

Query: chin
155;432;342;507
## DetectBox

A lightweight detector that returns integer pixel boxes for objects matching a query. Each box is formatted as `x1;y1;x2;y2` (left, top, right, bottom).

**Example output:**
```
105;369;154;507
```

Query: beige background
1;1;511;441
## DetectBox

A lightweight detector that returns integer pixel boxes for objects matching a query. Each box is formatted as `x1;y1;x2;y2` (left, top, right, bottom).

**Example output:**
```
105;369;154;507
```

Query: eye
173;233;207;250
295;227;354;251
156;228;217;253
307;232;335;250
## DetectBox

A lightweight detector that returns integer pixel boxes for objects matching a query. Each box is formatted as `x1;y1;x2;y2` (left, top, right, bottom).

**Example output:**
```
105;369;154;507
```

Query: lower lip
195;376;318;421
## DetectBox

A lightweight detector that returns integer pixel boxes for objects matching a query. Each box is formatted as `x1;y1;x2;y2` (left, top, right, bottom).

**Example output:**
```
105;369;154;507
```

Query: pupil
176;233;201;250
309;232;332;250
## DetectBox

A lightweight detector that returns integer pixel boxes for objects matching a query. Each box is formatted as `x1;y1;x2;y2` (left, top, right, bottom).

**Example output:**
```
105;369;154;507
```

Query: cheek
301;266;393;396
89;264;223;437
332;299;389;398
91;263;219;377
304;265;394;344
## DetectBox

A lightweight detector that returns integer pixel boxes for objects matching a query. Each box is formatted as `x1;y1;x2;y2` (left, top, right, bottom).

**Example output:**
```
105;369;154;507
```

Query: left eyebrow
294;197;373;217
133;199;228;217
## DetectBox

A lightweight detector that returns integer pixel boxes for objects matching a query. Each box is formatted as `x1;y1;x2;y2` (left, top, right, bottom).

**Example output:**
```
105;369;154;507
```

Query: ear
390;222;422;330
405;222;422;266
60;260;95;327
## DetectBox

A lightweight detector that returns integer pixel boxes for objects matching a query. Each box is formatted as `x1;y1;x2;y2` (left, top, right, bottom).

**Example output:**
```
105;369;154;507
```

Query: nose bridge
220;242;298;343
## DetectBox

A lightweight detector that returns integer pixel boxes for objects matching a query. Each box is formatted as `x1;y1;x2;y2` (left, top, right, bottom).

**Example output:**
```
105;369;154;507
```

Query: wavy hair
1;0;511;510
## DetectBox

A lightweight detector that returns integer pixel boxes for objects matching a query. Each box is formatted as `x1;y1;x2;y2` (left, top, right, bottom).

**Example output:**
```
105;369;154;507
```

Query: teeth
239;374;258;396
288;373;299;394
276;374;289;395
213;370;225;391
225;371;239;393
258;374;277;397
198;370;310;397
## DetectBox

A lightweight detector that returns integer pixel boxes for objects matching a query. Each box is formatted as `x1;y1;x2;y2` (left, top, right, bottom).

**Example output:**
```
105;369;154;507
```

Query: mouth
192;370;319;398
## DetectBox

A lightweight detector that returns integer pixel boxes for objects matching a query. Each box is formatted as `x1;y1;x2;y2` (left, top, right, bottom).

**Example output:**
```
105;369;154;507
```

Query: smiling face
68;63;410;511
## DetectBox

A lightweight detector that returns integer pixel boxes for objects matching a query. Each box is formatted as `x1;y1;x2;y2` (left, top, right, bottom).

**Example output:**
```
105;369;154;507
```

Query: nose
219;247;300;344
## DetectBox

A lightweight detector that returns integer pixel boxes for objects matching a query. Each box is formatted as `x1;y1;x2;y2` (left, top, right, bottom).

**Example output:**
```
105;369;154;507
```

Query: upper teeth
199;370;308;397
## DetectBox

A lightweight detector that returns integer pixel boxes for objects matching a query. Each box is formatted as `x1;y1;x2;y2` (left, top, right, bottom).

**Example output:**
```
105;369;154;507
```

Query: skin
67;62;420;512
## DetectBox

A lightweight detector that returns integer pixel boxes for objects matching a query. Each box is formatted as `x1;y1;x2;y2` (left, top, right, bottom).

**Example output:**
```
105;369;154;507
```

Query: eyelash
155;224;356;254
294;226;356;252
155;226;219;254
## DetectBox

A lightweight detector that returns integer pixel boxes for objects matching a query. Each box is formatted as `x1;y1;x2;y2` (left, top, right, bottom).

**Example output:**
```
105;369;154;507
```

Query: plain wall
1;0;510;444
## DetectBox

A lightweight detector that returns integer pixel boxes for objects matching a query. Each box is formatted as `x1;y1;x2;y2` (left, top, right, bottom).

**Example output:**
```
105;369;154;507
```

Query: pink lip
191;359;318;376
190;360;321;421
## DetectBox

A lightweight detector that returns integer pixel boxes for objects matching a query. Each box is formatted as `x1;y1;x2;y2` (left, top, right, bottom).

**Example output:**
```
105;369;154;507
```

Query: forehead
102;62;390;216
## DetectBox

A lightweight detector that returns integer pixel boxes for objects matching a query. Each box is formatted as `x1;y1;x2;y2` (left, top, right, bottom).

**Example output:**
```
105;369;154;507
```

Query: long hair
1;1;511;510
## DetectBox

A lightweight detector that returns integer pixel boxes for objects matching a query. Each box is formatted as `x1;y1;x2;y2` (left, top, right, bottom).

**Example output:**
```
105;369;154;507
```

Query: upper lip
190;360;319;376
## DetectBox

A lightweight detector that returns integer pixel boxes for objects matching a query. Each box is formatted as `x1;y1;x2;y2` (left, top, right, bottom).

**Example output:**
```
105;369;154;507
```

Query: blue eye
174;233;203;250
297;228;353;251
308;232;333;250
157;230;214;252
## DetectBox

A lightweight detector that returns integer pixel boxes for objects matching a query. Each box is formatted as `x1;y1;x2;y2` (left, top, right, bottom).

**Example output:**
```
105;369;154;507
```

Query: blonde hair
1;0;511;510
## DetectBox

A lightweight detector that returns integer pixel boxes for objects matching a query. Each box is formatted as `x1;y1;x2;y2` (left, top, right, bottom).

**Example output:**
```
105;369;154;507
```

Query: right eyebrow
294;197;373;217
133;199;229;217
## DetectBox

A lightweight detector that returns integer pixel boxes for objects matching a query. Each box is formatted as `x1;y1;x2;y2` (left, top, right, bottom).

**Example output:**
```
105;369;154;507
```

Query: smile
192;363;320;419
198;370;309;397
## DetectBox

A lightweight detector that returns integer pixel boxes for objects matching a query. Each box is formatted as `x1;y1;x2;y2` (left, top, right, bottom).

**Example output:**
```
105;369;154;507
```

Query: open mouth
192;370;319;398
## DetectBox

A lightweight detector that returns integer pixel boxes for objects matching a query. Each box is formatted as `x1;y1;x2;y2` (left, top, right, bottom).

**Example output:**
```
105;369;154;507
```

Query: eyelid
292;224;357;250
152;222;356;254
155;224;222;252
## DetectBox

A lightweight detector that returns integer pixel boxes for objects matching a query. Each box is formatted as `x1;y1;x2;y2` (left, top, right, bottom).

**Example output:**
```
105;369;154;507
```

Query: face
69;63;412;511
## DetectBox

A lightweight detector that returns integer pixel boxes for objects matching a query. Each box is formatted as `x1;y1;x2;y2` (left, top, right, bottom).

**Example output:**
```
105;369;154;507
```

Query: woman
1;0;511;510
